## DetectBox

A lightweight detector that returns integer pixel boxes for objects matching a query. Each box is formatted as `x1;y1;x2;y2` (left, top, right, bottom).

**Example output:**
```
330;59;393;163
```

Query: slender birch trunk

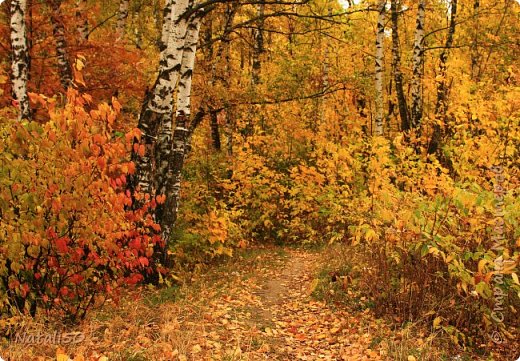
428;0;457;155
10;0;31;120
410;0;425;128
159;0;173;48
153;0;191;199
131;0;189;207
390;0;410;131
75;0;89;42
50;0;73;90
116;0;130;41
159;14;202;251
374;0;386;136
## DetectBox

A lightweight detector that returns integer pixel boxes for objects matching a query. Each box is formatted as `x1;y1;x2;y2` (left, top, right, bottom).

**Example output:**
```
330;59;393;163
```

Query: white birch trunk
149;0;190;115
159;14;202;245
176;16;201;120
132;0;190;204
10;0;31;120
116;0;130;41
411;0;425;128
152;0;191;196
159;0;173;49
374;0;386;136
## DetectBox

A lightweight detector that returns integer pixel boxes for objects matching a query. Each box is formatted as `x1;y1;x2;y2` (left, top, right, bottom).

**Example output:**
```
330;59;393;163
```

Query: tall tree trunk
131;0;189;208
210;109;221;150
410;0;425;128
160;0;173;47
10;0;31;120
390;0;410;132
470;0;480;81
116;0;130;41
251;3;265;85
320;5;332;125
50;0;73;90
428;0;457;155
225;6;236;160
153;0;191;199
374;0;386;136
159;14;202;254
75;0;89;42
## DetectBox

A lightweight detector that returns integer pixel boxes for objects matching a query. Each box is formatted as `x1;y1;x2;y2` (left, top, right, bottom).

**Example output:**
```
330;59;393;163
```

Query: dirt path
245;250;383;360
3;247;387;361
156;248;386;360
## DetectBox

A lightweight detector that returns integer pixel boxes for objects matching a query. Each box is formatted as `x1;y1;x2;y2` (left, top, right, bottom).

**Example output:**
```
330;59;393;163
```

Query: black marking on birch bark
156;113;190;259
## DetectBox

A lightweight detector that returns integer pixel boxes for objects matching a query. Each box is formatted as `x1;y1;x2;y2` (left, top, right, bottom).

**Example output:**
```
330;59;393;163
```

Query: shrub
0;91;160;322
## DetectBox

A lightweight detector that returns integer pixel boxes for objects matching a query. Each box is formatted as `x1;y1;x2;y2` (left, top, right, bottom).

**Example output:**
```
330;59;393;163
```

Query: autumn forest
0;0;519;360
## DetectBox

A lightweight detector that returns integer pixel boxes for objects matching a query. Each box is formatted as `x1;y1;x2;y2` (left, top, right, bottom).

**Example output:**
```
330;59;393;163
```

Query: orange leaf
138;144;145;157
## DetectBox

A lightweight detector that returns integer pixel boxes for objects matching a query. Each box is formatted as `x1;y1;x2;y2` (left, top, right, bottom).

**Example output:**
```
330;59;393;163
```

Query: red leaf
55;237;68;253
138;257;149;267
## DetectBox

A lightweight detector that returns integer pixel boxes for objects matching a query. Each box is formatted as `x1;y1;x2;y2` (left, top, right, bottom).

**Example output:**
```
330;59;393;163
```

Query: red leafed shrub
0;90;160;322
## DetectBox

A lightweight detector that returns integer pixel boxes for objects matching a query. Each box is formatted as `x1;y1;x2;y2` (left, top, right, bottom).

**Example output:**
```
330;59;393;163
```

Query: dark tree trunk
210;109;221;151
50;0;73;90
411;0;425;128
390;0;410;132
428;0;458;155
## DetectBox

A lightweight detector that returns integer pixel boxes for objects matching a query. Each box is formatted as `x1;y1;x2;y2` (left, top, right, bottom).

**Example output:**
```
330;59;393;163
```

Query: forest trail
246;249;382;360
88;247;387;361
5;247;393;360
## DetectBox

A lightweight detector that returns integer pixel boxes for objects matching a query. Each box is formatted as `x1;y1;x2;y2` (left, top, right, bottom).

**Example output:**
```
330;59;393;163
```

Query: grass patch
143;285;181;307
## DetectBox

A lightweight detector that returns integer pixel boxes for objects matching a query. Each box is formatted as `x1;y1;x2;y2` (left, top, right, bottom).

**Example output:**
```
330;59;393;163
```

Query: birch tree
116;0;130;41
152;0;191;207
10;0;31;120
390;0;409;131
159;14;202;251
131;0;190;207
50;0;73;90
374;0;386;136
410;0;425;128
